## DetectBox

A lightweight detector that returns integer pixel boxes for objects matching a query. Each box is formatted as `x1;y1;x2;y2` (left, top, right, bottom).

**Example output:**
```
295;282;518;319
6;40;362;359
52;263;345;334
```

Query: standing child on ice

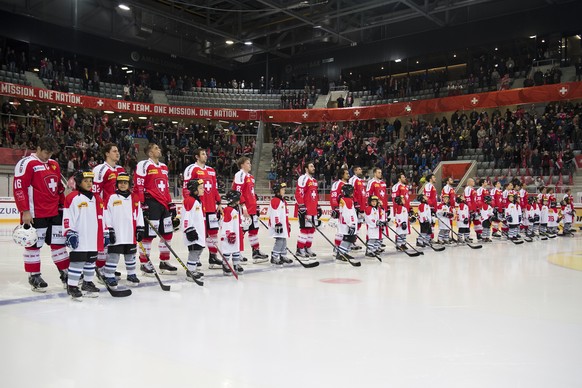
268;182;293;265
181;179;206;281
220;190;244;276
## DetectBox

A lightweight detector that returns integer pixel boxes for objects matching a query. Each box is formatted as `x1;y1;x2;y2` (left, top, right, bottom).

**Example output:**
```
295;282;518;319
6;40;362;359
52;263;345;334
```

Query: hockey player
364;195;385;256
295;161;321;259
480;195;494;242
561;195;574;236
393;195;409;251
530;196;541;238
457;196;471;242
474;178;489;240
416;194;433;247
500;182;514;234
539;196;550;237
505;193;522;241
268;182;293;265
366;167;389;245
490;181;503;237
515;181;528;236
181;179;206;281
349;166;367;250
524;196;537;238
220;190;244;276
392;172;410;211
547;201;559;236
336;184;358;262
441;177;457;207
13;137;69;292
330;168;349;248
92;143;125;276
422;174;438;210
134;143;178;276
232;156;268;263
102;173;144;287
463;178;477;241
436;194;454;244
183;148;222;269
62;170;104;299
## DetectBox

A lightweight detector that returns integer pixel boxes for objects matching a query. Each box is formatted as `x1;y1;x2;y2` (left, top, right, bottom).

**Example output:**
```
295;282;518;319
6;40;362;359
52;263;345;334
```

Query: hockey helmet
416;193;426;203
528;196;536;204
187;179;204;195
341;184;354;197
116;172;131;188
484;195;492;203
74;169;95;188
458;195;466;202
563;195;571;203
13;224;38;248
542;195;549;202
394;195;403;205
224;190;241;205
368;195;379;205
550;201;557;208
272;182;287;195
441;193;450;200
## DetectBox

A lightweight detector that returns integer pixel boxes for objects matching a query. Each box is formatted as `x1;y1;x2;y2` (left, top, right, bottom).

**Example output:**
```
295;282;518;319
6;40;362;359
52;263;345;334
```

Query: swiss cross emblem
204;180;212;192
380;190;385;197
155;179;166;192
311;191;317;199
44;176;58;195
302;112;308;119
405;104;412;112
558;86;568;96
471;97;479;105
97;99;104;106
354;110;360;117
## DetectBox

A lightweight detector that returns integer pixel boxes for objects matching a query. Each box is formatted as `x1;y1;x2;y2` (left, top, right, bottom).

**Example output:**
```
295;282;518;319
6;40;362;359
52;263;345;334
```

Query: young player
525;196;537;238
463;178;477;241
480;195;494;242
457;196;471;242
436;194;454;244
366;167;389;246
539;196;550;237
515;181;528;236
364;195;385;256
268;182;293;265
547;201;559;236
474;178;489;240
416;194;433;247
490;181;503;237
531;196;542;238
561;195;574;236
103;173;144;287
220;190;244;276
63;170;104;299
181;179;206;281
505;193;521;241
330;168;349;248
393;195;409;251
336;184;358;262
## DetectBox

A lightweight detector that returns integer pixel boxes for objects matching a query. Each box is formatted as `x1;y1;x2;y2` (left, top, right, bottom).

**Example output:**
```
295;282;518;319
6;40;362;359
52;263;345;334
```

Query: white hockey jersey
417;203;432;224
268;196;290;238
540;204;549;224
104;192;144;246
181;195;206;247
480;203;494;222
338;197;358;236
220;205;242;254
364;205;383;239
562;203;574;224
505;203;521;226
393;203;409;235
547;207;559;228
457;203;471;227
436;202;453;230
63;191;105;252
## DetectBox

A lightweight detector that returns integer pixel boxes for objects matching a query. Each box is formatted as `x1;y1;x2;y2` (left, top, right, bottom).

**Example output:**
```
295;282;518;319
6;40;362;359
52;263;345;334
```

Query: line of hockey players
12;139;576;299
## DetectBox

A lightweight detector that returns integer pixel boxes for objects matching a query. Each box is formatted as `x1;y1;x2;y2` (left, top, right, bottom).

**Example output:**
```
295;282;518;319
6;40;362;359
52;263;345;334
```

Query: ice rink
1;220;582;388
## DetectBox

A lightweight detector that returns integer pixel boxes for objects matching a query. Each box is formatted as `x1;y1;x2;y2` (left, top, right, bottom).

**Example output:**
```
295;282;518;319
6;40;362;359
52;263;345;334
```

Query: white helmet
241;216;252;228
13;224;38;248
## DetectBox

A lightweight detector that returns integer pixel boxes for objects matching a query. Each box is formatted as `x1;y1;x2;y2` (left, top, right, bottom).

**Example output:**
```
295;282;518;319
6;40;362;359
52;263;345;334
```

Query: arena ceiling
0;0;578;67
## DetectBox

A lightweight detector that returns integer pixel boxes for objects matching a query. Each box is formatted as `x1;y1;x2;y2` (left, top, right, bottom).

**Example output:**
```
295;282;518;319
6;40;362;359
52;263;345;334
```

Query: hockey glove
409;215;417;223
376;220;386;227
507;215;513;223
141;203;149;220
256;205;261;216
401;222;407;230
136;226;145;242
533;215;540;222
518;216;522;223
528;217;535;223
168;202;177;220
227;231;237;244
447;212;454;219
298;204;307;216
108;228;116;246
463;218;469;225
347;226;356;235
317;206;323;219
331;209;339;219
185;227;199;242
275;223;284;234
355;203;362;214
65;230;79;250
172;216;181;232
471;212;477;221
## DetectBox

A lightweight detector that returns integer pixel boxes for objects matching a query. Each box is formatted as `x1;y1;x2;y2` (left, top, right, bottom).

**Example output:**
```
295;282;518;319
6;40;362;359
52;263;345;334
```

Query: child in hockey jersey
364;195;385;256
393;195;409;251
524;196;536;238
337;184;358;262
415;194;433;247
456;196;471;242
181;179;206;281
561;196;574;236
220;190;244;275
436;194;454;244
505;193;521;240
63;169;104;299
547;201;559;236
103;173;145;287
268;182;293;265
480;195;494;242
531;197;542;238
539;196;550;237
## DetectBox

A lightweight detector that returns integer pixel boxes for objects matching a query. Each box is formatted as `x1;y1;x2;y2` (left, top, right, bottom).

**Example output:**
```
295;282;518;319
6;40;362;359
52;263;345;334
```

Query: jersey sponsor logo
107;173;116;180
51;164;57;170
78;202;88;208
33;165;46;172
195;206;201;211
196;170;204;175
148;169;159;175
113;200;123;206
64;219;69;228
207;171;215;176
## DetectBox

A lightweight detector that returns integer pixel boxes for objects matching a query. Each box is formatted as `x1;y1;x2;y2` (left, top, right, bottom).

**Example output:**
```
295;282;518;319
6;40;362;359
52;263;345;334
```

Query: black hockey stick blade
523;237;533;242
466;243;483;249
343;253;362;266
510;239;524;245
355;235;382;262
285;248;319;268
186;271;204;286
104;283;132;297
428;243;446;252
138;241;171;291
404;250;422;257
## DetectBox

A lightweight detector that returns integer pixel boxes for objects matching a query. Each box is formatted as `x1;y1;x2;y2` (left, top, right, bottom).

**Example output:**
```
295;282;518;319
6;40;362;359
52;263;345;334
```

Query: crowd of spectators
269;101;581;193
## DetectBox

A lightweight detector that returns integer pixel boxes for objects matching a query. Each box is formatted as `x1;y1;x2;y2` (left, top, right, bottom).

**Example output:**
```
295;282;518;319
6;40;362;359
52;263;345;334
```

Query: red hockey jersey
134;159;171;208
367;178;388;210
232;170;257;215
295;174;319;216
183;163;221;213
92;162;125;202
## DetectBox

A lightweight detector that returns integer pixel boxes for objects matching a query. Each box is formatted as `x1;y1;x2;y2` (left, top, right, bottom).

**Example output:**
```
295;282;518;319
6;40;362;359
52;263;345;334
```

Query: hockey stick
439;221;482;249
385;224;424;255
498;221;526;244
138;241;171;291
144;218;203;286
214;245;239;280
102;279;132;297
314;226;361;267
354;234;382;262
411;225;445;252
380;229;421;257
258;219;319;268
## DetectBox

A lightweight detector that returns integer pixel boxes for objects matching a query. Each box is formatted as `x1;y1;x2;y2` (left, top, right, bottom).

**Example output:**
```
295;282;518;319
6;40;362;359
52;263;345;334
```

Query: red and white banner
1;80;581;123
0;82;261;121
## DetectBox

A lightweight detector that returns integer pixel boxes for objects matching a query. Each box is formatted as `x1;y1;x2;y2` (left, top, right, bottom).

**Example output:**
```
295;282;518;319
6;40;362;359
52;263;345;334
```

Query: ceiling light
541;39;545;43
313;25;322;29
494;47;498;51
529;35;536;39
121;118;129;122
104;110;114;114
416;61;419;64
118;4;130;11
126;70;133;73
381;66;384;70
453;54;456;58
244;41;253;46
395;59;402;62
33;68;39;72
138;116;148;120
226;40;234;45
121;66;128;70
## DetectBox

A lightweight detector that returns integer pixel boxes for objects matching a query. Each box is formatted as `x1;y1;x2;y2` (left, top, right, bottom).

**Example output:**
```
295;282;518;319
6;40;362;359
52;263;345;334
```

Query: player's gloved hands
136;226;145;242
256;205;261;216
227;231;236;244
463;218;469;225
507;215;513;223
317;206;323;219
529;217;534;223
347;226;356;235
275;223;283;234
185;227;199;242
65;230;79;249
298;204;307;216
401;222;407;230
108;228;116;245
409;215;417;223
168;203;177;220
172;217;181;231
141;203;149;220
534;215;540;222
331;209;339;219
376;220;386;227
